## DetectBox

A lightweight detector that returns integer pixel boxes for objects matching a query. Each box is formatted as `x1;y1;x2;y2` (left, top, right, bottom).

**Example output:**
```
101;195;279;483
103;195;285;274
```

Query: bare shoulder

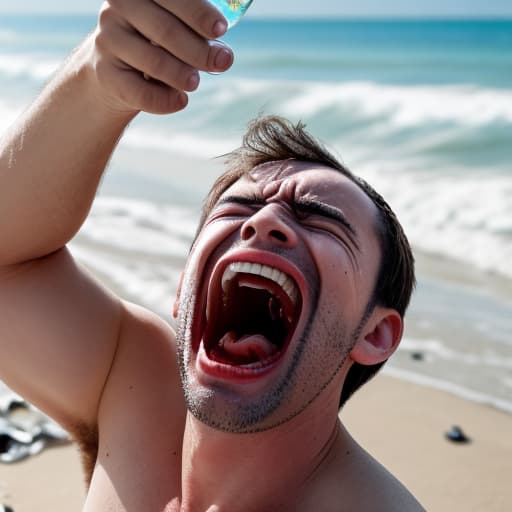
350;451;425;511
300;427;425;512
76;300;186;484
119;300;177;348
104;299;182;398
335;437;425;512
97;298;186;433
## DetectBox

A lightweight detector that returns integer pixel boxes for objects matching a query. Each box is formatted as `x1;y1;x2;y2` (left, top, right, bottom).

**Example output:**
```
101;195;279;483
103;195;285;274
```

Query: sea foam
384;365;512;415
116;78;511;280
0;53;60;81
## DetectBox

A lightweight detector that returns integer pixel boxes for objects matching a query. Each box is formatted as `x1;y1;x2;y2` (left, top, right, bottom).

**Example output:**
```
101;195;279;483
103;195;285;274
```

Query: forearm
0;37;135;266
0;2;232;268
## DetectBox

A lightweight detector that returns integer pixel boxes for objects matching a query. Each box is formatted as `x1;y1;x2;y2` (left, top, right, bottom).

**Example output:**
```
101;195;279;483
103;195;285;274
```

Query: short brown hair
195;115;415;408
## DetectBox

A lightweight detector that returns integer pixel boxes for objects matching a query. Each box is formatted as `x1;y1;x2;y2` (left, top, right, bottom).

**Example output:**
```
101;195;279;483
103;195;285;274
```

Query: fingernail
178;92;188;108
187;72;200;91
214;47;233;70
212;19;228;38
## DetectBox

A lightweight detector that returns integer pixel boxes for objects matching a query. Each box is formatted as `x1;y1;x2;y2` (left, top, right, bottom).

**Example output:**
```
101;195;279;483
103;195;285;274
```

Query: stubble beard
175;272;363;434
175;272;316;433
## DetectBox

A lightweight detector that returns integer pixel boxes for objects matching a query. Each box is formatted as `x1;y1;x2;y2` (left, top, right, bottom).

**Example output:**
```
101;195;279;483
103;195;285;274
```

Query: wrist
70;33;141;125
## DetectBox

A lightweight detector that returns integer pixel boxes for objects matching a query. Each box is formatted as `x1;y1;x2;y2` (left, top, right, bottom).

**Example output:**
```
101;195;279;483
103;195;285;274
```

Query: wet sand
0;374;510;511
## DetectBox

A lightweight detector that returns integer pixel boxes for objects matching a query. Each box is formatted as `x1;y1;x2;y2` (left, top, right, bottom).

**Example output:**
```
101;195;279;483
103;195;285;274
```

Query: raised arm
0;0;232;265
0;0;232;429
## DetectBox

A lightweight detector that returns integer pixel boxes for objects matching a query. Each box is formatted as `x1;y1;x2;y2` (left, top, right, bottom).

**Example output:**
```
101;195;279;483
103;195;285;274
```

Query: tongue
219;331;278;363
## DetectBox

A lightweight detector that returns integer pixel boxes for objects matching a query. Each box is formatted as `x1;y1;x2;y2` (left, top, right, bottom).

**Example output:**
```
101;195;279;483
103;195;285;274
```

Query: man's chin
180;366;290;434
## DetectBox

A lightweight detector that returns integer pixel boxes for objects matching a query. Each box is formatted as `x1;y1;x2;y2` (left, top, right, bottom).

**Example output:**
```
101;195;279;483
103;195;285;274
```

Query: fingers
153;0;229;39
107;0;233;73
102;23;199;92
91;0;234;114
109;66;189;115
93;31;190;114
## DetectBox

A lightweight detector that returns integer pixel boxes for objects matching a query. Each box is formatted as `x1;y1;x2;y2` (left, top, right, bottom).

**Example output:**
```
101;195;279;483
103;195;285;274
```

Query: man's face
175;161;382;433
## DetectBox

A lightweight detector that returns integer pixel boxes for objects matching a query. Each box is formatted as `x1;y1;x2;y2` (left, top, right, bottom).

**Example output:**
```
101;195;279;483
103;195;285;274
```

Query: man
0;0;423;510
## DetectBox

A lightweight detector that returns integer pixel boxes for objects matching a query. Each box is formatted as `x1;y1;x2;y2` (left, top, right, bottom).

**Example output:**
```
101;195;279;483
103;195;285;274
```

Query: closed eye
302;220;358;262
293;199;360;253
208;195;264;222
217;195;265;209
210;195;361;255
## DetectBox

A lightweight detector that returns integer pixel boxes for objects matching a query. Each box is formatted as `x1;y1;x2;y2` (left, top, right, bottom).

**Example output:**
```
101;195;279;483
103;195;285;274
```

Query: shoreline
413;249;512;305
383;365;512;415
394;246;512;417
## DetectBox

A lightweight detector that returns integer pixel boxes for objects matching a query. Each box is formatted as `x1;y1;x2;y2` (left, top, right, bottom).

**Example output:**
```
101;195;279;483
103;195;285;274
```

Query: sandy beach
0;374;510;511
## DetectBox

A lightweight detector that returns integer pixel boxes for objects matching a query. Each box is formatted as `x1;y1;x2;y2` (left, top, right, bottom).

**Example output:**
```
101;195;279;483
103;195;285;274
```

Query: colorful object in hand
207;0;254;28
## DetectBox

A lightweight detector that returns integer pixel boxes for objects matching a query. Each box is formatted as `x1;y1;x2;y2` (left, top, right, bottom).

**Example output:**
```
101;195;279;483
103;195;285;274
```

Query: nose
240;204;298;247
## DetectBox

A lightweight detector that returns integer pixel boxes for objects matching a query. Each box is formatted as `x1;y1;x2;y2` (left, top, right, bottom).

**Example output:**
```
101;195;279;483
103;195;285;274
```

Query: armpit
68;420;99;488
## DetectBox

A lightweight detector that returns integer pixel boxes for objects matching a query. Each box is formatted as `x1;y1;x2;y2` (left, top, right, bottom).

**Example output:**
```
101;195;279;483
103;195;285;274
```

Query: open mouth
202;261;302;370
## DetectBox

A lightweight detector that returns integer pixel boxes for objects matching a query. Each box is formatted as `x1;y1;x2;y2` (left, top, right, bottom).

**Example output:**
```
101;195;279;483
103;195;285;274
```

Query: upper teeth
221;262;299;305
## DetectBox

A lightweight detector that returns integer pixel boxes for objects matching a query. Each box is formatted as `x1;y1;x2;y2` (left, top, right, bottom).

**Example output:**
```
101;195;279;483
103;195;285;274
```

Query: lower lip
196;342;281;383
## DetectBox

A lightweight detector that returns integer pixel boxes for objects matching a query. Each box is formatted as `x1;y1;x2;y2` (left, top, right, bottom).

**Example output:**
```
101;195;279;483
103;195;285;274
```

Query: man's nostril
242;225;256;240
270;230;287;243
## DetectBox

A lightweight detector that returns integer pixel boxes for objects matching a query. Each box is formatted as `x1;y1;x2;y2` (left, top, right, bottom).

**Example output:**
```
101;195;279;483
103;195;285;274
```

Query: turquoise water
2;17;511;86
225;20;512;87
207;0;253;28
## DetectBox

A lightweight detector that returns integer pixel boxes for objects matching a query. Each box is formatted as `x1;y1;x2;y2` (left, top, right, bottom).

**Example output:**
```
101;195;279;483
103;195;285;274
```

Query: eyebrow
217;195;360;251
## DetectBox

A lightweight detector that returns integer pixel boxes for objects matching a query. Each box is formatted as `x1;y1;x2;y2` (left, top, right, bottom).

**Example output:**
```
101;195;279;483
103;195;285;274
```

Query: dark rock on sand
445;425;471;444
411;351;424;361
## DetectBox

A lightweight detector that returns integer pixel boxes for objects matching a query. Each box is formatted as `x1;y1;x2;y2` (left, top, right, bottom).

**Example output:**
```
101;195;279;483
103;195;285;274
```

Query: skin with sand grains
0;0;424;510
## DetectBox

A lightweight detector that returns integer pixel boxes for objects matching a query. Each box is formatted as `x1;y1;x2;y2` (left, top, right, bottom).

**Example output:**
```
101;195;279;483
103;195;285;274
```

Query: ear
350;307;403;366
172;272;184;319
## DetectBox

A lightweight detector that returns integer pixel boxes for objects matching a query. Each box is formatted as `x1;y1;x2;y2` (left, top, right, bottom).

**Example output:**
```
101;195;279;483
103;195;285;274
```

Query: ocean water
1;15;511;414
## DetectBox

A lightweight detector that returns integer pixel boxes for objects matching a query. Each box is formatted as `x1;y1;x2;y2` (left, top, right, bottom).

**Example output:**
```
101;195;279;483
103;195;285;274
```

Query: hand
86;0;234;115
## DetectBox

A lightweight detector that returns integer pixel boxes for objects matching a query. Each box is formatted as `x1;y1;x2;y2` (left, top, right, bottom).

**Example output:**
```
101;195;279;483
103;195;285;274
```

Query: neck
180;409;341;512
